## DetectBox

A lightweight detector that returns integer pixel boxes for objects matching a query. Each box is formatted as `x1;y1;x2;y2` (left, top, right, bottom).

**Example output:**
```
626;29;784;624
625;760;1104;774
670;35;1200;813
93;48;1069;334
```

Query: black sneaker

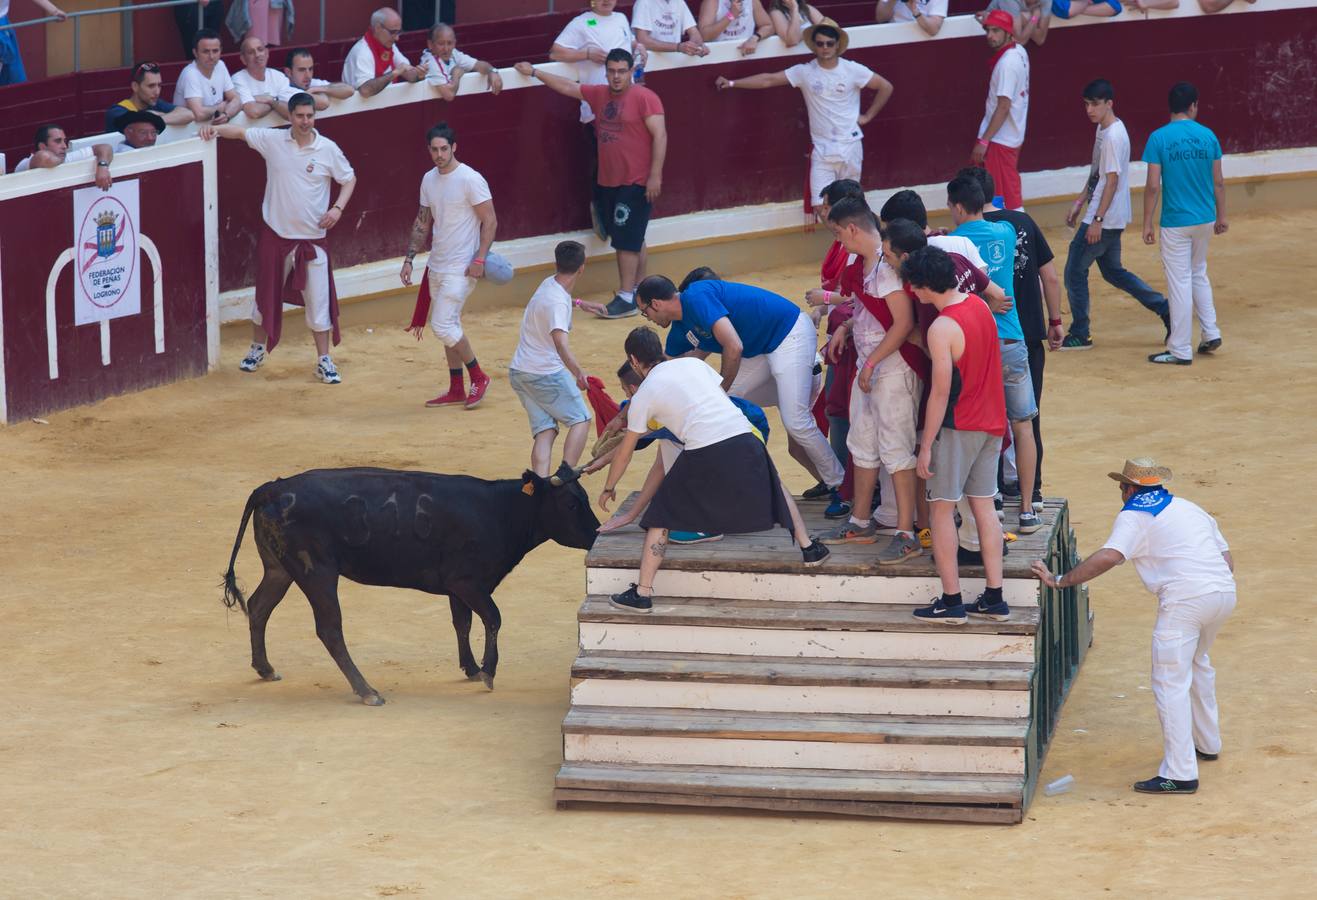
964;593;1011;621
1001;480;1021;499
994;495;1004;522
602;295;639;319
801;540;830;567
1198;338;1222;354
1148;351;1191;366
957;542;1010;566
608;584;652;614
1160;312;1172;344
801;480;832;500
912;596;967;624
1032;489;1044;506
1059;333;1093;351
1196;747;1219;761
1133;776;1198;794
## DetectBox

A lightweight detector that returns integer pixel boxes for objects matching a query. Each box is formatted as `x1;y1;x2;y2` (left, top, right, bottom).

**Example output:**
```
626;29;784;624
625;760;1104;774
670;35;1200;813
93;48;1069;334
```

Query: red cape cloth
254;225;339;352
408;278;430;332
363;29;396;78
585;376;621;437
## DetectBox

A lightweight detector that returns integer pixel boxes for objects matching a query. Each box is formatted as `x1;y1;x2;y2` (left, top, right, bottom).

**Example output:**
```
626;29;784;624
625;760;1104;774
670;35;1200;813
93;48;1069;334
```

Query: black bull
221;465;599;704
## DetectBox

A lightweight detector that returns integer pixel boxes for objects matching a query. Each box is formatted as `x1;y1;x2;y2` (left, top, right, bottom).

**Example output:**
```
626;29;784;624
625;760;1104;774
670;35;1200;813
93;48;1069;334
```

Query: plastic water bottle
992;194;1006;210
1043;774;1075;796
633;64;645;84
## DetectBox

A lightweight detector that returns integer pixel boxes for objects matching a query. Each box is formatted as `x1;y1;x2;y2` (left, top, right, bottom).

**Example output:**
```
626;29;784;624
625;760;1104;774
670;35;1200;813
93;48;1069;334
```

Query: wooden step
586;567;1041;607
578;597;1037;664
554;762;1024;824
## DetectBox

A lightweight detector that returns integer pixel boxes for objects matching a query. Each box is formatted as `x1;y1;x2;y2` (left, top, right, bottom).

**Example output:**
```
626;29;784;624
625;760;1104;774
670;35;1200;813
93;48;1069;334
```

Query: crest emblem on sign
95;210;119;258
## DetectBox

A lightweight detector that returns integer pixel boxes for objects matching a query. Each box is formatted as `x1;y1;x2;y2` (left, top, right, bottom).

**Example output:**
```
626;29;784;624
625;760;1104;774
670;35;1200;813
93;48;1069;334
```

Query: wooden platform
554;495;1093;824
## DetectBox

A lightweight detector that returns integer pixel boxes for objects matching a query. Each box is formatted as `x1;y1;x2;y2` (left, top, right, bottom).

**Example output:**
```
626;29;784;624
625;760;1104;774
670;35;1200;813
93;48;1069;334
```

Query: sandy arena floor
2;209;1313;898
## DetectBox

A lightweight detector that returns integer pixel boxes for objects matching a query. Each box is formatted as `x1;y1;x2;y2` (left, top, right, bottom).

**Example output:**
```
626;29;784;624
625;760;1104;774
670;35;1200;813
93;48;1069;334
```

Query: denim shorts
509;367;591;436
1000;339;1038;422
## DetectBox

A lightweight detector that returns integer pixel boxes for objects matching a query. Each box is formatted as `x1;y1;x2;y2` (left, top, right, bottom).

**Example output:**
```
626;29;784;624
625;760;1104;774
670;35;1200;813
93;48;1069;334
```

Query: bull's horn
548;475;564;486
549;465;587;487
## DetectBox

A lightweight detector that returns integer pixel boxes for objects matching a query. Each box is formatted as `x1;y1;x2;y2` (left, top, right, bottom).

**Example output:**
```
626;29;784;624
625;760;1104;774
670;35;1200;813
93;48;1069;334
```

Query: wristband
1030;14;1040;22
603;485;617;494
1048;317;1062;327
726;11;735;20
729;80;736;88
573;298;583;307
332;205;343;211
976;138;990;147
472;257;485;264
863;361;876;371
824;290;832;303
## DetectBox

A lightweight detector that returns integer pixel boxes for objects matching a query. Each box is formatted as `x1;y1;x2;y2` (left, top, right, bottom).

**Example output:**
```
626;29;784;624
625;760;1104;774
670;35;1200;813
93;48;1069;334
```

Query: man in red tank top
903;246;1010;624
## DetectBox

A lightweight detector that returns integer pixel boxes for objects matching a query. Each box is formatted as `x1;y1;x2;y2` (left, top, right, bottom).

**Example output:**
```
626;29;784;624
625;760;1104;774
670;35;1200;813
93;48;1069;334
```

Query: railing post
73;14;80;73
319;0;326;42
121;7;134;68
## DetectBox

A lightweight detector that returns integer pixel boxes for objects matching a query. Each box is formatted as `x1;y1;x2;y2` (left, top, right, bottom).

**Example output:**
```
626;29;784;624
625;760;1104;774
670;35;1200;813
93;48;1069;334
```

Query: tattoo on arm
408;207;432;257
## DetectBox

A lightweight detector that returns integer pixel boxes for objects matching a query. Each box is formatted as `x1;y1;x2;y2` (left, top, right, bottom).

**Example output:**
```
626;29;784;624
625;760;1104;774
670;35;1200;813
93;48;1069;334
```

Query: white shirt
890;0;949;21
851;259;911;376
783;58;875;153
711;0;755;42
244;127;355;239
978;43;1029;149
279;77;331;101
1084;118;1133;230
173;60;235;108
929;233;987;272
420;48;480;85
341;38;412;89
14;146;96;172
233;67;292;105
554;10;635;123
1102;496;1235;604
631;0;697;45
510;275;574;375
626;357;750;451
418;162;492;275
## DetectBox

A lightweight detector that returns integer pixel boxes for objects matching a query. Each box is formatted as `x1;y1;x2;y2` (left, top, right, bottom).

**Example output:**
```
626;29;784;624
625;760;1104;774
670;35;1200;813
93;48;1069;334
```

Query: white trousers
428;270;477;347
1161;223;1220;361
252;245;332;333
809;142;863;208
730;313;844;487
1152;589;1235;781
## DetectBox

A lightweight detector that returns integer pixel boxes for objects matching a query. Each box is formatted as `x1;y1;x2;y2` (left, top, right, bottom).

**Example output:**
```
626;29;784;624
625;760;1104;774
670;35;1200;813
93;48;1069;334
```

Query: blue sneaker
964;593;1011;621
912;596;967;624
669;531;723;544
824;490;852;519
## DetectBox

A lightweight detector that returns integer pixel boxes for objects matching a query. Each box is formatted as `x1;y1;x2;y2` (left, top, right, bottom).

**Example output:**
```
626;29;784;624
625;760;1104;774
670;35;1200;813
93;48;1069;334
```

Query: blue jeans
1064;225;1168;340
823;366;850;465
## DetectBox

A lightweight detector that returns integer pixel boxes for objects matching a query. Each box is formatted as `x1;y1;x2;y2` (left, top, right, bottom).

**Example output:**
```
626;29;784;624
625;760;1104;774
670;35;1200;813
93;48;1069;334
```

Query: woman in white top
698;0;774;55
597;327;828;613
768;0;823;47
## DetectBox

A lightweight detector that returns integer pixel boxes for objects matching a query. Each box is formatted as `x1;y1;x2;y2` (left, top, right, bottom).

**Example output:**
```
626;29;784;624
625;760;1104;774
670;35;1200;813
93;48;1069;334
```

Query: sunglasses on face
814;38;837;48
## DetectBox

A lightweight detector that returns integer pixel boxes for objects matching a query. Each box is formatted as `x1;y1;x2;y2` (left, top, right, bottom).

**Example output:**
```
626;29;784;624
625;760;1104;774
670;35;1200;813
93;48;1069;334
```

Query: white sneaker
239;343;266;372
315;356;341;384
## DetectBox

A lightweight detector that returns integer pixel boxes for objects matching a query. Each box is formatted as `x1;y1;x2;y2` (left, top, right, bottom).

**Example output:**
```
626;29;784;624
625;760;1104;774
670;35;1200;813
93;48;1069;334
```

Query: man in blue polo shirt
635;274;844;493
1141;81;1226;366
948;174;1041;534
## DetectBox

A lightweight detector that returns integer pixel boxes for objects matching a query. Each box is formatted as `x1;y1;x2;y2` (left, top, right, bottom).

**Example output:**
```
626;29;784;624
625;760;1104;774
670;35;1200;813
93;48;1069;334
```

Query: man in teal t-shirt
1142;81;1226;365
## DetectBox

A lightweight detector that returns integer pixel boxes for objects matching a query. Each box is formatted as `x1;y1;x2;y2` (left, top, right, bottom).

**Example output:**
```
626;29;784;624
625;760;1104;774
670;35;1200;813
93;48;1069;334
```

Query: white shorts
809;142;863;209
428;269;477;347
846;364;921;472
252;245;332;333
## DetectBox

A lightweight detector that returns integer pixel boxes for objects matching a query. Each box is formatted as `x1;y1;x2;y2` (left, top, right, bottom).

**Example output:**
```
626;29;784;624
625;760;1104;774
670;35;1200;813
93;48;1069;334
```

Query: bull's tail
221;487;263;616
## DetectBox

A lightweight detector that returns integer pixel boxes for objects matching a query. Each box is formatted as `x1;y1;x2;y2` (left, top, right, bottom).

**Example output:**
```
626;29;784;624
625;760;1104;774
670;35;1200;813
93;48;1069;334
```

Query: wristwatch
1094;215;1104;223
97;160;110;167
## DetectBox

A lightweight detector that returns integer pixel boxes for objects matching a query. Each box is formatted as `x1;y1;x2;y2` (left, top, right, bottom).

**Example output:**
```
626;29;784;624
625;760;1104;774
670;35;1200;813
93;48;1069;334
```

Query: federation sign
72;181;141;326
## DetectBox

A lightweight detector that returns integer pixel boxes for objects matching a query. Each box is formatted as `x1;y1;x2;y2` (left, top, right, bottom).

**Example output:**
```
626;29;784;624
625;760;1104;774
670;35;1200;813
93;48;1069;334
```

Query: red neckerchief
988;39;1015;73
363;30;395;78
820;241;848;290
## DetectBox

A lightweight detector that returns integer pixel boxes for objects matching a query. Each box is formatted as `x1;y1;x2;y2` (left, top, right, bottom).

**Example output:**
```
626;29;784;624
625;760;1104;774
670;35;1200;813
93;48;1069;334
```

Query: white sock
849;515;868;528
618;290;635;302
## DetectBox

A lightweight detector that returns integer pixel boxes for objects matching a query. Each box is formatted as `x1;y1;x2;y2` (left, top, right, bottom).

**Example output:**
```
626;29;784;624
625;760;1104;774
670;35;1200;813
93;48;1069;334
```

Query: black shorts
593;183;651;253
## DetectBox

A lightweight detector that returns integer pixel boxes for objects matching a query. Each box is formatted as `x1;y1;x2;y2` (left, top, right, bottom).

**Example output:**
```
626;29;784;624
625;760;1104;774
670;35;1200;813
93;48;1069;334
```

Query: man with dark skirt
597;328;829;613
201;93;356;383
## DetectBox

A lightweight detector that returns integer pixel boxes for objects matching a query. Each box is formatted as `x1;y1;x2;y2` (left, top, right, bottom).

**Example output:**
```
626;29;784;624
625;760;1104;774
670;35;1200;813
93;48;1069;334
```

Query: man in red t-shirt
517;50;667;319
903;245;1010;626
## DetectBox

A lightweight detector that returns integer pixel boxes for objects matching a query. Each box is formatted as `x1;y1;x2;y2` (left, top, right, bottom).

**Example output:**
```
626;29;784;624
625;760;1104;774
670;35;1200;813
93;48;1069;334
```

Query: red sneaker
425;385;465;407
464;371;490;409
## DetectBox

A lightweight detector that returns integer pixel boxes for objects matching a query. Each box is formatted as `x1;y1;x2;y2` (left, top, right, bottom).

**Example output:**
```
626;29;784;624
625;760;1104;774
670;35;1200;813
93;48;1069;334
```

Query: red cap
983;9;1016;35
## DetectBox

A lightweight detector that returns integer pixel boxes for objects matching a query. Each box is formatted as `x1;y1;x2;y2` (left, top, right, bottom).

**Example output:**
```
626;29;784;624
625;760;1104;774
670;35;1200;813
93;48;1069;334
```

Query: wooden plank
552;788;1023;824
555;761;1023;804
578;596;1039;635
562;707;1029;746
571;651;1034;690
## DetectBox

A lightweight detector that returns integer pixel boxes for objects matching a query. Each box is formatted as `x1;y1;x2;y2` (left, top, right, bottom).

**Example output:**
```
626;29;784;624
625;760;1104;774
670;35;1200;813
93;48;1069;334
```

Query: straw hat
804;17;849;55
1108;457;1173;487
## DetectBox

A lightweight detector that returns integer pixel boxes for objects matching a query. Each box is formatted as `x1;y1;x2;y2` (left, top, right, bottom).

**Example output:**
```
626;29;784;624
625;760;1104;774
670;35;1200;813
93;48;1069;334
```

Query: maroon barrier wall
1;163;209;422
212;8;1317;291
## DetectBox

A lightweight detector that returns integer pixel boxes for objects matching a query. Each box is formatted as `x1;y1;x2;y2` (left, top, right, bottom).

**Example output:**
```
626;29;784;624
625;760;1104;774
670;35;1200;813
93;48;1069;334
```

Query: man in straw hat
714;17;893;221
1031;457;1236;795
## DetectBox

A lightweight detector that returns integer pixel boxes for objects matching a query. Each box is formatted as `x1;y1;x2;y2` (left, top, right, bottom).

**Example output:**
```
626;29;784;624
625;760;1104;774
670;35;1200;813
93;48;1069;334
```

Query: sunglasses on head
134;62;161;75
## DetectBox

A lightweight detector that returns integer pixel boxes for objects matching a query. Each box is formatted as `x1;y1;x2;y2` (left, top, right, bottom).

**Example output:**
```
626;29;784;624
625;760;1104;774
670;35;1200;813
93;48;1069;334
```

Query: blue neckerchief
1123;485;1173;516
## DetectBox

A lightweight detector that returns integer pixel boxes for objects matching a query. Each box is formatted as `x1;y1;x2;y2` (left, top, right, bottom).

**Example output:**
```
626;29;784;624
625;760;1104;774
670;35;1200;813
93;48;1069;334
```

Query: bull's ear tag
522;481;535;496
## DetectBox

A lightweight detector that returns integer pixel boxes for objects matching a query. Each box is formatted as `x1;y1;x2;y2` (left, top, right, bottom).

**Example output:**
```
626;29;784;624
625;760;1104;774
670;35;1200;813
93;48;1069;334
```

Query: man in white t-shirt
233;35;293;120
715;19;893;219
509;240;593;477
173;28;240;124
971;11;1028;211
281;47;354;111
873;0;948;36
342;7;423;97
14;123;115;189
400;122;498;410
420;22;503;101
1033;457;1236;795
550;0;645;123
1059;79;1168;353
200;94;357;384
633;0;709;56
